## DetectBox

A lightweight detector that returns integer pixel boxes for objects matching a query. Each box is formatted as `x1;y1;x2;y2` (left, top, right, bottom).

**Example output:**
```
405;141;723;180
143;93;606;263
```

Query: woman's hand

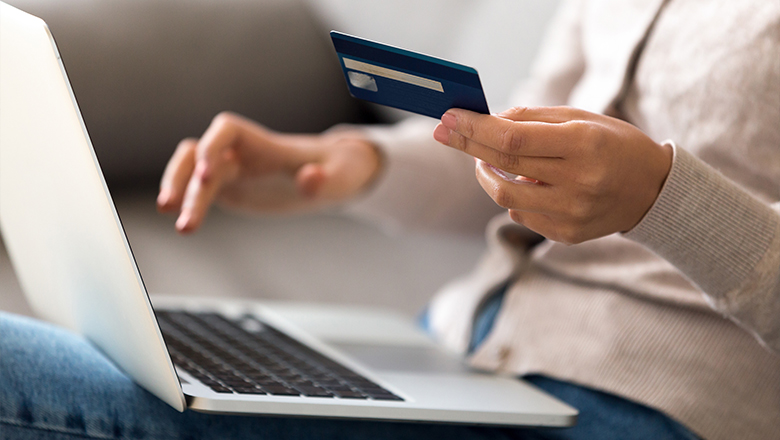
157;112;381;234
433;106;673;244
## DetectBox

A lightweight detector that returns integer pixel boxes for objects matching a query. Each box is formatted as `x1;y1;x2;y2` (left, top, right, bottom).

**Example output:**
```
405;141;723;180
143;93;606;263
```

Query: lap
0;312;698;440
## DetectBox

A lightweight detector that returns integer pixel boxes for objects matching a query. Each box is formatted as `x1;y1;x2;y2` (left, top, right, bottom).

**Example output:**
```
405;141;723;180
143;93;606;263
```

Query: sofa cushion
8;0;366;187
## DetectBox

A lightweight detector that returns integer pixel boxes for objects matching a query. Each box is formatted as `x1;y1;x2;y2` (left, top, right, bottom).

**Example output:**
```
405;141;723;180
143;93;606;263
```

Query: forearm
625;145;780;353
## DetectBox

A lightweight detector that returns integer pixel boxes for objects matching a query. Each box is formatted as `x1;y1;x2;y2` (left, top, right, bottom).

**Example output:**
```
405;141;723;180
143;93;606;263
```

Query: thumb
295;163;327;198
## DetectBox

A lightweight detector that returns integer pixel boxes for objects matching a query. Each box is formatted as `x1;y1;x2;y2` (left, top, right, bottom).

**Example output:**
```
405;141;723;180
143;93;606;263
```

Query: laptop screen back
0;2;184;411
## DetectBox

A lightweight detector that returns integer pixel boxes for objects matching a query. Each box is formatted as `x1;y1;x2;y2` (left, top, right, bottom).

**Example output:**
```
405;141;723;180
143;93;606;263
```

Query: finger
158;138;197;212
192;112;245;180
507;210;559;241
195;112;282;178
474;158;550;213
516;175;542;184
509;208;587;245
295;163;326;198
440;108;573;158
436;123;562;181
197;112;309;178
175;159;239;234
496;105;588;123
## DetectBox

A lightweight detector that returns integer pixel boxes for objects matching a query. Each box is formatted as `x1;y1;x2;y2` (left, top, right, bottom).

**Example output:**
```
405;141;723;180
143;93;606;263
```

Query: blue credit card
330;31;490;119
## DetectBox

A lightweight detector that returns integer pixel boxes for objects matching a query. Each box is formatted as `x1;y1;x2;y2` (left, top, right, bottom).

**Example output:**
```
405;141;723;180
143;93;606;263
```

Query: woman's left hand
433;106;673;244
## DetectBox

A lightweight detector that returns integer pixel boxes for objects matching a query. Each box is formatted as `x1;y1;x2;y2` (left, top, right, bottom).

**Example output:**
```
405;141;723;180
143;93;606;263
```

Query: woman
3;0;778;438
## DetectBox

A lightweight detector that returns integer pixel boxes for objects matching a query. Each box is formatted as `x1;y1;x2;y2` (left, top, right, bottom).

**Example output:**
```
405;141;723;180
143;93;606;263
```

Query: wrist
626;140;675;232
324;130;385;195
359;139;386;193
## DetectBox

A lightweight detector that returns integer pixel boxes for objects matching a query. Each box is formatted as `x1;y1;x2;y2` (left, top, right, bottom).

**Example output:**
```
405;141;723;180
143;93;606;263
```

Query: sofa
0;0;559;318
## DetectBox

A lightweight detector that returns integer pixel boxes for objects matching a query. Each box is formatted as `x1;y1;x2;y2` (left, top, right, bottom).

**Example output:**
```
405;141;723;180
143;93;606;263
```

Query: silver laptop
0;2;576;427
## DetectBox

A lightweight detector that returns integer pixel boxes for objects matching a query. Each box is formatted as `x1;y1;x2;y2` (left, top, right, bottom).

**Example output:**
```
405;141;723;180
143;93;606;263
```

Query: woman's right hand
156;112;382;234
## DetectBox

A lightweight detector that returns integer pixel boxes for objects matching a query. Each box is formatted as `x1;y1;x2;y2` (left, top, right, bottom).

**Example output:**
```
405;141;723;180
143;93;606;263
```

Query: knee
1;312;126;385
0;313;130;429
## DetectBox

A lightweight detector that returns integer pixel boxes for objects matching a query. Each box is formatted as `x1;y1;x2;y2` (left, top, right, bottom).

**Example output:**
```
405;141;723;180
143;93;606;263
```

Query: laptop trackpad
331;343;470;374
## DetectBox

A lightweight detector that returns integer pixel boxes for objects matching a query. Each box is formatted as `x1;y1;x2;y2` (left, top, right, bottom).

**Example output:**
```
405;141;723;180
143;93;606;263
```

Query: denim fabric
0;311;700;440
468;284;508;354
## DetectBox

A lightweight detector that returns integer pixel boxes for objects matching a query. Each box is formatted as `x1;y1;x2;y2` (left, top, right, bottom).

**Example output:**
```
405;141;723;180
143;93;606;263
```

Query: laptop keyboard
155;310;403;401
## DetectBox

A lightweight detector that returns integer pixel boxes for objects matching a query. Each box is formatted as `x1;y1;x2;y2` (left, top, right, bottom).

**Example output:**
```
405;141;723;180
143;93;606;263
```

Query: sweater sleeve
625;144;780;354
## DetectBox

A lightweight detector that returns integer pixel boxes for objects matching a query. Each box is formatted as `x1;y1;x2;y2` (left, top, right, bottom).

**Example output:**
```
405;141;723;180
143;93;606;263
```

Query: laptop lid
0;2;185;411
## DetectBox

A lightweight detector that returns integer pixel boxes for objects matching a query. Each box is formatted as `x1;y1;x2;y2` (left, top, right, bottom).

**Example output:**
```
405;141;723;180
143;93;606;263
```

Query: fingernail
518;176;541;184
485;162;509;179
175;210;191;231
441;111;457;130
433;124;450;144
157;188;171;206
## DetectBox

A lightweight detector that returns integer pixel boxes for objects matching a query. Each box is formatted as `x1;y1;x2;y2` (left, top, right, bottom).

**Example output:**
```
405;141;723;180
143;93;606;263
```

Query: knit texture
348;1;780;438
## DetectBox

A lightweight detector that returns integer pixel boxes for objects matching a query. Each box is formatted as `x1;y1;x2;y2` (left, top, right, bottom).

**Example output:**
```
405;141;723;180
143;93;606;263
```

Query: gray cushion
8;0;364;187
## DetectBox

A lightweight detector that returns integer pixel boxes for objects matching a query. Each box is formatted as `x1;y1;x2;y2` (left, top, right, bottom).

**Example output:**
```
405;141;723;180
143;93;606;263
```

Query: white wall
307;0;561;114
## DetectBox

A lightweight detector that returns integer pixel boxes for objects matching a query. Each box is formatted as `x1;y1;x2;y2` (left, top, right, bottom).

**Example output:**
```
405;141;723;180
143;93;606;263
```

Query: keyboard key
286;379;317;387
157;310;403;401
263;385;301;396
255;379;285;387
327;385;355;392
233;386;265;394
296;386;333;397
209;386;233;393
333;390;368;399
369;394;404;401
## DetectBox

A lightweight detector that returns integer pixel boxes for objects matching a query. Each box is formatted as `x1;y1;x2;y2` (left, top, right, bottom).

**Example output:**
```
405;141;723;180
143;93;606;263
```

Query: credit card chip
347;71;378;92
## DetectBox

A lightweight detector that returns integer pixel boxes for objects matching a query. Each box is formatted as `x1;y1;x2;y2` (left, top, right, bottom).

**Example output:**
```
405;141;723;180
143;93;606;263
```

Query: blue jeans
0;309;699;440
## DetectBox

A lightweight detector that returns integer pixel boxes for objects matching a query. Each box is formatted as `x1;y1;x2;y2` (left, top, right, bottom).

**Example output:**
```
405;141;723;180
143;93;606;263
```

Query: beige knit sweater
347;0;780;439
